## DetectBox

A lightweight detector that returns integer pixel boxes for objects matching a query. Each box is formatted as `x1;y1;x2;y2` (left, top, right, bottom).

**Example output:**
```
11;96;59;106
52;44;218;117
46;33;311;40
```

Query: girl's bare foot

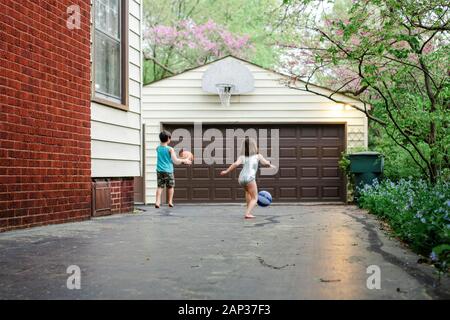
244;214;255;219
168;203;174;208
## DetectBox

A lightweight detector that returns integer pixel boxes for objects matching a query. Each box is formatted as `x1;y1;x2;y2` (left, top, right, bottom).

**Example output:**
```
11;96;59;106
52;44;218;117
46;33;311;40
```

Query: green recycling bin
348;151;384;200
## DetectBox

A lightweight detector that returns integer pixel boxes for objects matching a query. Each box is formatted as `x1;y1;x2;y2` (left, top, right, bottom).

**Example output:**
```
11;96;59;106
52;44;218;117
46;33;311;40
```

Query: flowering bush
358;179;450;273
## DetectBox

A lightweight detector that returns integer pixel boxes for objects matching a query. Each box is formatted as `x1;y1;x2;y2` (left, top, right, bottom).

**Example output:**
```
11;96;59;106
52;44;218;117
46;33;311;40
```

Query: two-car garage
163;123;346;203
141;56;368;204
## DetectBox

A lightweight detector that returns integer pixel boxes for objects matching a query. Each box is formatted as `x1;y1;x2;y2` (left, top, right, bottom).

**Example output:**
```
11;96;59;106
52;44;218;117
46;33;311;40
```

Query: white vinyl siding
129;47;140;66
141;57;368;203
91;0;142;178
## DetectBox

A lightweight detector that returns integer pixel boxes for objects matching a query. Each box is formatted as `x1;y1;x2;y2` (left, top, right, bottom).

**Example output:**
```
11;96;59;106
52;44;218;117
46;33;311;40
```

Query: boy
155;131;191;208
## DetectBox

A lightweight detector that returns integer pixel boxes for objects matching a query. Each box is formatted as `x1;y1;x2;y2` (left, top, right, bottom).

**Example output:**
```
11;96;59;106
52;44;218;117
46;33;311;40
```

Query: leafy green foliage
358;179;450;273
338;147;367;201
280;0;450;184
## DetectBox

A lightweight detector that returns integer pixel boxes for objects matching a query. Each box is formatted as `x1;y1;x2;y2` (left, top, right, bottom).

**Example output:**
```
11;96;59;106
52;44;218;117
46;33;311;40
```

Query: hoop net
216;84;234;107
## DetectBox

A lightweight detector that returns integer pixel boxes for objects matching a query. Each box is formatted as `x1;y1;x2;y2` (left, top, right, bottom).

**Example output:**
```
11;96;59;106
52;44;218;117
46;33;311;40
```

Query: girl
220;137;276;219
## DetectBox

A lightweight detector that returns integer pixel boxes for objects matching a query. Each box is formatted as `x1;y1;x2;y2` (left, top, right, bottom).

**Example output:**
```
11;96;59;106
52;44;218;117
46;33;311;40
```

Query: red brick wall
110;178;134;214
0;1;92;231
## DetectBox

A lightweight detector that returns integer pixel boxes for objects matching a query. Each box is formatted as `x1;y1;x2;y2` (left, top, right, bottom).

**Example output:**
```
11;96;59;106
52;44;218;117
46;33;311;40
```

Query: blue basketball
257;190;272;207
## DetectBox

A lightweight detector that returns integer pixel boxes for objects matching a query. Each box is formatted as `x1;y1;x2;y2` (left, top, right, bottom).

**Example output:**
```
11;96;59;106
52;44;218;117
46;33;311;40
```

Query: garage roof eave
143;55;368;106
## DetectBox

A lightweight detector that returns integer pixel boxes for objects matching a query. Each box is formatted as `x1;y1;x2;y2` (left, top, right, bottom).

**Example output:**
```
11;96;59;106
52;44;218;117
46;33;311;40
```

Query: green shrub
358;179;450;273
370;136;426;181
339;147;367;202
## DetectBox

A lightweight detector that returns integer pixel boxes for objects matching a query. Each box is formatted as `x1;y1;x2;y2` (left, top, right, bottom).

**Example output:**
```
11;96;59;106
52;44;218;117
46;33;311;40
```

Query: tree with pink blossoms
143;19;253;83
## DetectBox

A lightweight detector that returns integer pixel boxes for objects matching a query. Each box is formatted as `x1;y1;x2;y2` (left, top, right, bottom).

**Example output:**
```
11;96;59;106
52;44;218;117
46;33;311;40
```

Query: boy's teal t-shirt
156;145;174;173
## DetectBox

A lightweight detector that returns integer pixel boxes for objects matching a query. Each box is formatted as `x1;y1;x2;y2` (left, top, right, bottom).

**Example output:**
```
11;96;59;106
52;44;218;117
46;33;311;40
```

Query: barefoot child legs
245;189;250;208
167;185;174;206
243;180;258;218
155;186;163;208
220;137;276;219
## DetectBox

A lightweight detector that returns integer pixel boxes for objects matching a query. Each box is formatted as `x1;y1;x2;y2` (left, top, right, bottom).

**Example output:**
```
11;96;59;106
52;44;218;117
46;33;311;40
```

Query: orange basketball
179;149;194;162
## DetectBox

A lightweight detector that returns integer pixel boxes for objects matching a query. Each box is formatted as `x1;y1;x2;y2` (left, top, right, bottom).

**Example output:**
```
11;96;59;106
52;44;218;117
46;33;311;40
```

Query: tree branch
377;79;434;177
143;53;176;75
383;126;429;178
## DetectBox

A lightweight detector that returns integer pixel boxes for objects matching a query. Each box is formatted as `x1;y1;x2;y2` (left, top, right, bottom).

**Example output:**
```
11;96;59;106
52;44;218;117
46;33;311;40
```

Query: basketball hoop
216;83;234;107
202;58;255;106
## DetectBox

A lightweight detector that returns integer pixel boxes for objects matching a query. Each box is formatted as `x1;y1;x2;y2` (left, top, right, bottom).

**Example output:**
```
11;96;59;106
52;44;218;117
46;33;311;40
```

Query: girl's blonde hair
240;137;258;157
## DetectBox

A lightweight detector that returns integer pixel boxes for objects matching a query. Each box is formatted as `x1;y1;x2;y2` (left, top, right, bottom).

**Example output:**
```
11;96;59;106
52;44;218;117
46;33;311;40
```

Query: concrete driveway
0;204;449;300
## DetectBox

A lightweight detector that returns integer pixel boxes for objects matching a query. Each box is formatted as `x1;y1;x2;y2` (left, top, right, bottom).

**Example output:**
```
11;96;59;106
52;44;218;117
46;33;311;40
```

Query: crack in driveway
256;256;294;270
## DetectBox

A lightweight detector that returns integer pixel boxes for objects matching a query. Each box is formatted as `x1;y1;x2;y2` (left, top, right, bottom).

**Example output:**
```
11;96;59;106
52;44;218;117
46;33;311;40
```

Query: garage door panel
165;123;345;202
279;167;297;178
322;167;339;177
320;138;343;143
298;178;323;185
321;180;342;187
279;159;302;166
321;147;341;158
322;186;341;198
279;127;297;137
300;167;319;177
259;176;278;182
279;187;298;199
175;187;189;201
279;138;298;147
214;188;233;200
299;147;319;159
280;147;297;158
192;188;210;200
191;167;211;179
177;181;211;189
259;179;295;186
175;167;189;178
300;186;319;199
299;126;319;138
322;126;341;137
292;140;322;147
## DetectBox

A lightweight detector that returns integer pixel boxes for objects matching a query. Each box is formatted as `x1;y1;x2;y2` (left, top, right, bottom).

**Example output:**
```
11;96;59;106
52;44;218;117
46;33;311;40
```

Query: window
93;0;128;109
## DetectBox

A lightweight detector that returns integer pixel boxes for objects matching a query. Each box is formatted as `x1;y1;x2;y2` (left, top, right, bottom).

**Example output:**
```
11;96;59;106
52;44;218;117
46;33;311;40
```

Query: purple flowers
430;251;438;262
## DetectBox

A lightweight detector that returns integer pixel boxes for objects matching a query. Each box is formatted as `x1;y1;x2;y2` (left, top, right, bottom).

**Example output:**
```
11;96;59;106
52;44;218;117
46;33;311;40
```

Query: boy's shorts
157;172;175;188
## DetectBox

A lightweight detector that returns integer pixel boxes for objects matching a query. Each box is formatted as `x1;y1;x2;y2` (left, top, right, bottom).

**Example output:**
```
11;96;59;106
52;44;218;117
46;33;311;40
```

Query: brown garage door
164;124;345;202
